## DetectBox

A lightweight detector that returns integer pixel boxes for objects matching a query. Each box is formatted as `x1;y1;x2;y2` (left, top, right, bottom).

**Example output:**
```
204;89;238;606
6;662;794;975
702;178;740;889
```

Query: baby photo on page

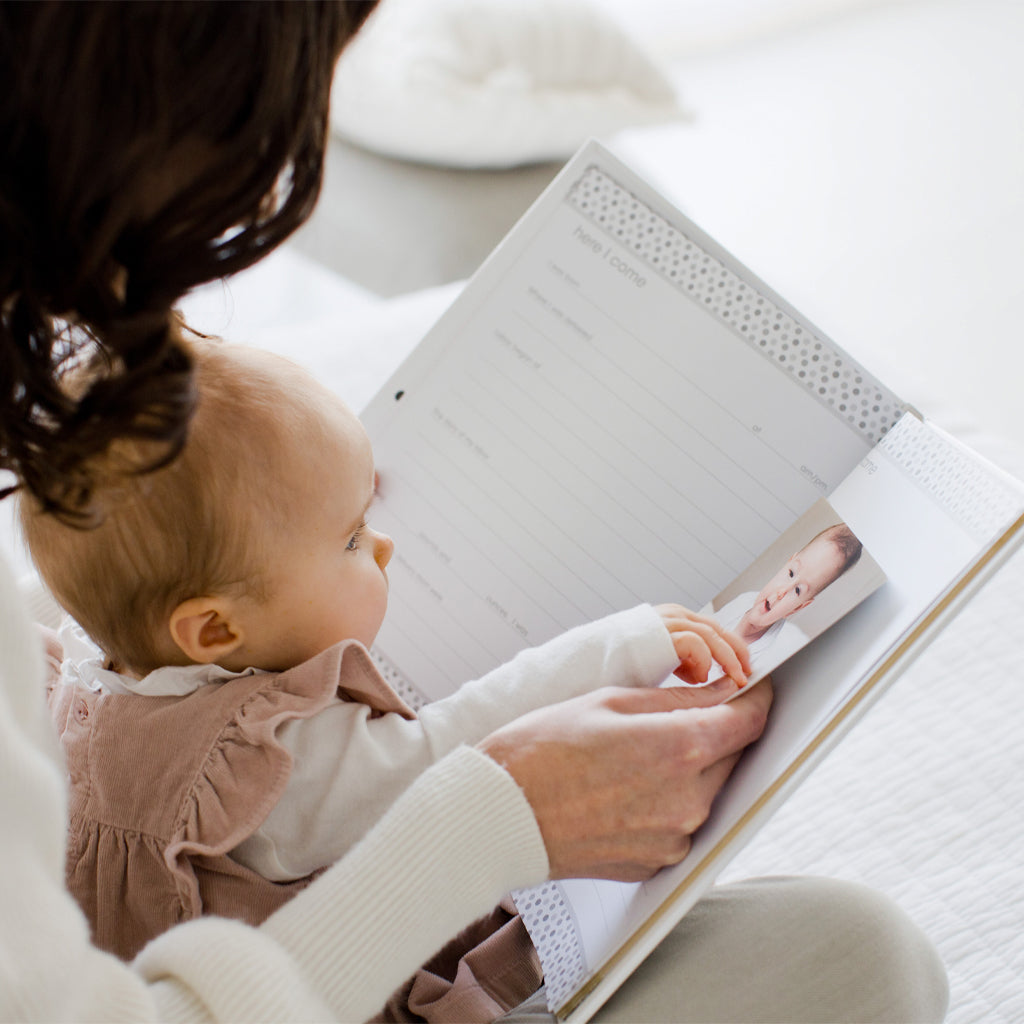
698;498;887;694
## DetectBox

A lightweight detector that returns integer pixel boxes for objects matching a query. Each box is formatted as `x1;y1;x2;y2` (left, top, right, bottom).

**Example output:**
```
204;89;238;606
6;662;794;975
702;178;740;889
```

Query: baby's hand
655;603;750;689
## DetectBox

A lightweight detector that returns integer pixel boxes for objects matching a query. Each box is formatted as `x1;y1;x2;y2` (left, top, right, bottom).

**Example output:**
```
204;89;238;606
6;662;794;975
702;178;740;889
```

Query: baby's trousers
502;876;948;1023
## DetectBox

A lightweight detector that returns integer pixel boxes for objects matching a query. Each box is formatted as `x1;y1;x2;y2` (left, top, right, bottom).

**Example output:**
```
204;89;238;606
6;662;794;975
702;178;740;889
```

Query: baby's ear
168;597;244;664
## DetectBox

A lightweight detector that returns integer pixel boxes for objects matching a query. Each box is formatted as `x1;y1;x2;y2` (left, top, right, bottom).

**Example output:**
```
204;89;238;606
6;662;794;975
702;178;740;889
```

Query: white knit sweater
0;552;675;1022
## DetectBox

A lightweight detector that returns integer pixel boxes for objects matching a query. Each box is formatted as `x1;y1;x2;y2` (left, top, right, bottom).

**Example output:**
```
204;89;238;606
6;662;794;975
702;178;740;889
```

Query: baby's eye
795;585;802;597
346;523;366;552
788;568;795;578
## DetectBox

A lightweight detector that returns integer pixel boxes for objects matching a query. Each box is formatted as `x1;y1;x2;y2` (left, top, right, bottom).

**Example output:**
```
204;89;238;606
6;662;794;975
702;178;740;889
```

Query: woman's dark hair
0;0;376;519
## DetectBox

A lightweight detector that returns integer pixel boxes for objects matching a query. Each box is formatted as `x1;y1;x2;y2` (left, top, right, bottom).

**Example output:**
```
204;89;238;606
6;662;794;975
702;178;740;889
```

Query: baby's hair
20;339;334;675
807;522;863;589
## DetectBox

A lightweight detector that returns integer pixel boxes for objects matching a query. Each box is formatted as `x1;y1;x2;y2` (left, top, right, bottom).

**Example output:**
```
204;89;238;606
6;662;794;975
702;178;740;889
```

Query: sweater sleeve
143;747;549;1023
0;554;549;1024
234;604;678;880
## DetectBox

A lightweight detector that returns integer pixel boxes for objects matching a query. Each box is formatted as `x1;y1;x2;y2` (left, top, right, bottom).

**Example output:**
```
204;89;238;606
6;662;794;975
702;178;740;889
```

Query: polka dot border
567;166;903;445
877;416;1022;541
514;881;588;1011
369;648;428;711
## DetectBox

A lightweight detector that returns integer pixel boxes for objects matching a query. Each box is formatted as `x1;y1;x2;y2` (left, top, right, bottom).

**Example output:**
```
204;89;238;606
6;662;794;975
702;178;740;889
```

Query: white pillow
329;0;685;169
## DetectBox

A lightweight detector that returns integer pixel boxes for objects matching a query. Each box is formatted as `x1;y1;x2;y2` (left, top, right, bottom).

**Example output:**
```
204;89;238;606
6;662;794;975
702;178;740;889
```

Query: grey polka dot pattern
365;650;593;1005
369;648;428;711
567;166;903;444
515;881;588;1010
877;415;1022;541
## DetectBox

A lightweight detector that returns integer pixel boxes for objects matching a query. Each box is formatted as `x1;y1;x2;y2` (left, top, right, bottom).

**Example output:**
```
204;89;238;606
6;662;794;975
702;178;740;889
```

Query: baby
22;338;749;1018
713;523;863;668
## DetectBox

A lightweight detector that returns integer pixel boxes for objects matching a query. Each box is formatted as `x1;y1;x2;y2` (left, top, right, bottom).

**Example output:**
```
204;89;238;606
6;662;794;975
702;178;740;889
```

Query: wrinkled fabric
378;897;543;1024
52;639;411;960
52;634;543;1021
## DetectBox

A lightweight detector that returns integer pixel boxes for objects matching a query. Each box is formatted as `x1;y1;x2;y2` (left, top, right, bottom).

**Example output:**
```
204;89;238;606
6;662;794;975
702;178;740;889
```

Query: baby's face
239;390;393;670
746;537;844;631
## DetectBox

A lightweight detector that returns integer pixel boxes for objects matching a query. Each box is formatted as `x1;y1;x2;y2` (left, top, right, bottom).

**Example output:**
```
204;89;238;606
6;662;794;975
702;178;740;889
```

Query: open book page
516;412;1024;1020
361;142;903;706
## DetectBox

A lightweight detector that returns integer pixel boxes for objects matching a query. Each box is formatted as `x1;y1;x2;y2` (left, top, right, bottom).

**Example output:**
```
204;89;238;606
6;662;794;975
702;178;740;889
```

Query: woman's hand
656;603;750;688
478;678;772;882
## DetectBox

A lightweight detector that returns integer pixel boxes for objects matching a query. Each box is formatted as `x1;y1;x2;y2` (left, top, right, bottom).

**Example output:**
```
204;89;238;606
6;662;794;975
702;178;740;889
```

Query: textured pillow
329;0;685;169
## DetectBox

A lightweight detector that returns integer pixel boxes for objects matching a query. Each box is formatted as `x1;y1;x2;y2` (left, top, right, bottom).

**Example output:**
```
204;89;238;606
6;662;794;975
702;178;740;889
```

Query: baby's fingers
655;605;751;685
671;624;748;688
671;630;715;684
703;628;749;687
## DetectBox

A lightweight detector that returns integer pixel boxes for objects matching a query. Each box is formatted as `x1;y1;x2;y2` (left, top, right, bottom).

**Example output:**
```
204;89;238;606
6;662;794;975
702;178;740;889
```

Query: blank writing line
456;368;708;601
381;589;472;687
551;254;813;484
464;357;741;579
513;305;801;527
381;486;564;652
402;433;601;620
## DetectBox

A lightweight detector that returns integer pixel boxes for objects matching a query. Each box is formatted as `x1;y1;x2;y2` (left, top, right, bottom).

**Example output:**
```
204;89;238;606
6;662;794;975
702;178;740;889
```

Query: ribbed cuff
262;744;548;1020
143;746;547;1023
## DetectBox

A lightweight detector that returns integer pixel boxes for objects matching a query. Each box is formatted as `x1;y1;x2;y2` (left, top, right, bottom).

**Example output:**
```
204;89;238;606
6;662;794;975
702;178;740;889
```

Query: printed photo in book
687;497;886;698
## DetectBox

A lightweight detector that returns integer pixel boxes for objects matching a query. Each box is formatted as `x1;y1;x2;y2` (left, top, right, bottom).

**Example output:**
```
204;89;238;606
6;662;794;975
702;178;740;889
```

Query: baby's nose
373;530;395;570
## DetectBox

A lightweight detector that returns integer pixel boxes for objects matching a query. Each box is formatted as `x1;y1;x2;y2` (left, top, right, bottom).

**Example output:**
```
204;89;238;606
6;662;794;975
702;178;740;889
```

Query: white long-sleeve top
59;606;678;881
1;553;677;1023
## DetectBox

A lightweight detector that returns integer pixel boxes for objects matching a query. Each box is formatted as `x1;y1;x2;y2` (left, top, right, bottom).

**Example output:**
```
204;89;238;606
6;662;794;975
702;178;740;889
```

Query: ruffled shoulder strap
294;639;416;718
165;640;415;918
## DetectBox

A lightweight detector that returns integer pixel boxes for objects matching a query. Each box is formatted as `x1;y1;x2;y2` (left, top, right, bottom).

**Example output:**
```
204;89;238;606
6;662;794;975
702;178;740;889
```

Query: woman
0;3;947;1021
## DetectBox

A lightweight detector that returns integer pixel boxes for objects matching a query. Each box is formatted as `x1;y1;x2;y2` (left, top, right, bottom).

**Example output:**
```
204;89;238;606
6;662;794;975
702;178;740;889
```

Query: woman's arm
1;554;768;1021
143;747;548;1023
143;682;771;1022
236;604;677;879
0;552;550;1022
